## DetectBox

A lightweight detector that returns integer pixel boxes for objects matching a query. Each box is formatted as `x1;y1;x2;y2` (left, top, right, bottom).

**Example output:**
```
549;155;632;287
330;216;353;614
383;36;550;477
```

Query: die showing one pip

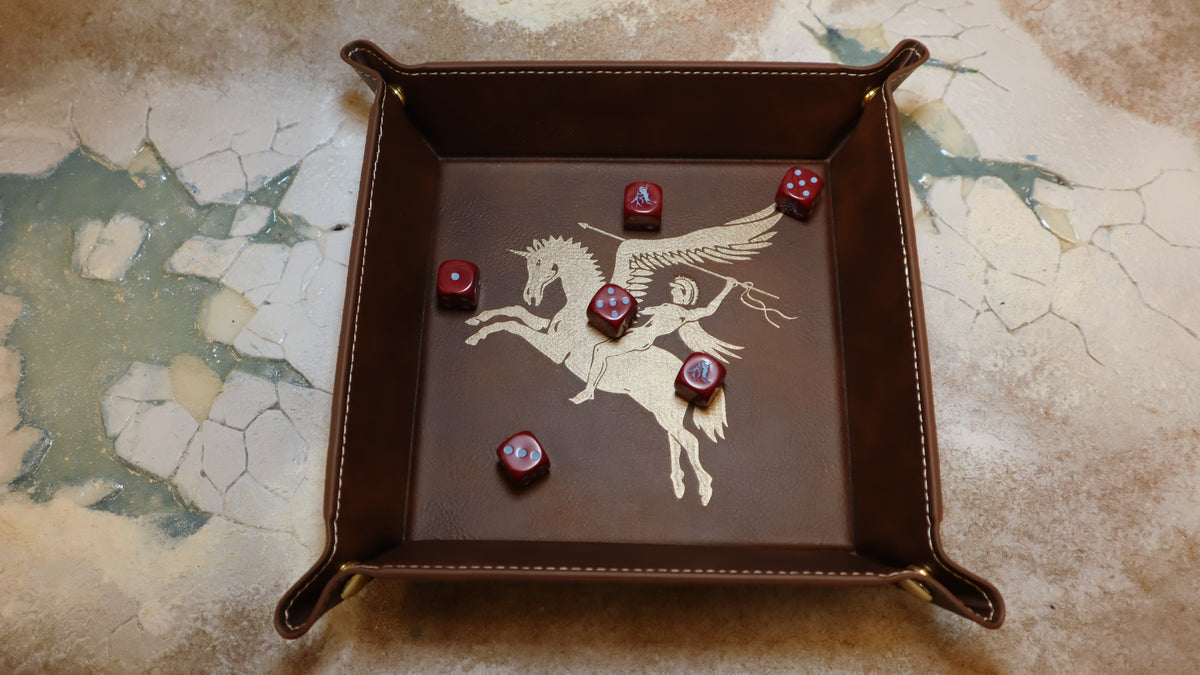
496;431;550;487
586;284;637;338
436;260;479;310
675;352;726;407
623;181;663;230
775;167;824;220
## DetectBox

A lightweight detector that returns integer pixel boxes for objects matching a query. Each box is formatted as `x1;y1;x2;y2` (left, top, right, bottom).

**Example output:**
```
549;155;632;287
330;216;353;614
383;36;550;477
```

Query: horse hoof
699;487;713;506
465;317;481;326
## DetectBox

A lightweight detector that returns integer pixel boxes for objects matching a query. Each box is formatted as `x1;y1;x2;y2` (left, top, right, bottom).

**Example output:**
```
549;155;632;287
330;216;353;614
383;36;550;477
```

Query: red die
437;260;479;310
586;284;638;338
675;352;726;407
496;431;550;487
623;181;663;230
775;167;824;220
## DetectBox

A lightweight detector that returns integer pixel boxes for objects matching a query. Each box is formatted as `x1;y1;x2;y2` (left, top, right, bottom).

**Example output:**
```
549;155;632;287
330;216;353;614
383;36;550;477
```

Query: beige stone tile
200;421;246;493
208;371;278;431
114;402;197;478
167;236;249;280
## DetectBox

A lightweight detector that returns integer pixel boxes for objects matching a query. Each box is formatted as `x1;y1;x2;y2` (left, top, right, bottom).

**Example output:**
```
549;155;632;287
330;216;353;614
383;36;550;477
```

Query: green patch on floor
0;145;310;536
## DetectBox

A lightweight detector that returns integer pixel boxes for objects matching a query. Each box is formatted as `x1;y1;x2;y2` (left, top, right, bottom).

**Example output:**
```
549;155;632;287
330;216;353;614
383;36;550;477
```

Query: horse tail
690;387;727;443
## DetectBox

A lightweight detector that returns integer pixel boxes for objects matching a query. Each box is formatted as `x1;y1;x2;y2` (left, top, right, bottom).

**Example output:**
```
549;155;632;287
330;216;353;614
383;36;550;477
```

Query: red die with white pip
775;167;824;220
436;260;479;310
675;352;726;407
496;431;550;487
586;284;638;338
623;181;663;231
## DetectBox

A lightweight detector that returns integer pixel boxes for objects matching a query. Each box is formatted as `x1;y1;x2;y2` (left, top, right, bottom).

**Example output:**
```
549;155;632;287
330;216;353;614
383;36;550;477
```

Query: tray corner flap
341;39;401;93
903;556;1006;629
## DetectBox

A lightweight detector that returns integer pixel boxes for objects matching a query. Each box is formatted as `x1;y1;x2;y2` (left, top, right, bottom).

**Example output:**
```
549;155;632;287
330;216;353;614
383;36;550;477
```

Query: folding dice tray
274;39;1005;638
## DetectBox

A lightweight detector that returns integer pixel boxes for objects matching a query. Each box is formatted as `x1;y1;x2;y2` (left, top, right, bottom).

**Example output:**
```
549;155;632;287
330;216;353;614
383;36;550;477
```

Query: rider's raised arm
689;277;738;320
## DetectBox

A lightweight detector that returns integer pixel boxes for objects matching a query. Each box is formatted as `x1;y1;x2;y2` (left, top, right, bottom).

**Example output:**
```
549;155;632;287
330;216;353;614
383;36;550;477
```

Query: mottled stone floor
1;0;1199;671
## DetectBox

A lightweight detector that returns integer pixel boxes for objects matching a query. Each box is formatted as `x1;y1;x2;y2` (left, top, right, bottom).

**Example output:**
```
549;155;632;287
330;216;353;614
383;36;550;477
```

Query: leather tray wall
274;39;1005;638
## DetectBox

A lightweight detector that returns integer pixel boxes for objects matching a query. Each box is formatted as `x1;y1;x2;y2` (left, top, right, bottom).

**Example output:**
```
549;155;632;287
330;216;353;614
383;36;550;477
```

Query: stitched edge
281;92;388;632
357;563;890;577
882;95;996;623
346;46;920;81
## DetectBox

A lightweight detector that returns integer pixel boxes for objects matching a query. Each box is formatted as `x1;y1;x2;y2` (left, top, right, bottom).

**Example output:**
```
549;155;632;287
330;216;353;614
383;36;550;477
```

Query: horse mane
525;236;604;284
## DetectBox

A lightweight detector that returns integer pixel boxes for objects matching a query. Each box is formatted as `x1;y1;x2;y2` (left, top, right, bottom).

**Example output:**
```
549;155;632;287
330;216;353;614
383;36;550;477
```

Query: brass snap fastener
897;565;933;602
339;561;373;600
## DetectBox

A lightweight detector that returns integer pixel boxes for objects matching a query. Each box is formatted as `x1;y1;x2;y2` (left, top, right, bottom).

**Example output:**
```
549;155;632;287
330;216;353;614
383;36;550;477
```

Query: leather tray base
414;158;850;548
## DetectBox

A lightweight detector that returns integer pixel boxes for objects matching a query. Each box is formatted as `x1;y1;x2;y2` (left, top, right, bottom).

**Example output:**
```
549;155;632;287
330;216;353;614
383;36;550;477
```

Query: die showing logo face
437;260;480;310
586;284;638;338
675;352;726;407
623;181;663;231
774;167;824;221
496;431;550;487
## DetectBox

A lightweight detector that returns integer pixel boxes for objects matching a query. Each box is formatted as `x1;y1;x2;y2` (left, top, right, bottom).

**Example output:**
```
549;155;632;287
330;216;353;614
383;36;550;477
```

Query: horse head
509;241;558;307
509;236;598;307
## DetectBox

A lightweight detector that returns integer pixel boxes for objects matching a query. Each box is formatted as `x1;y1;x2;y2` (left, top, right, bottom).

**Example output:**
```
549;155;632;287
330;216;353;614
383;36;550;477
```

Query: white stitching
281;92;388;632
347;46;920;81
882;95;996;623
355;564;889;577
401;68;888;77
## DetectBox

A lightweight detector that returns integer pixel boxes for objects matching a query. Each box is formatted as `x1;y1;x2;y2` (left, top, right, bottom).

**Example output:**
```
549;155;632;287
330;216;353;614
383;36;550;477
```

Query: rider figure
631;185;656;208
570;275;737;404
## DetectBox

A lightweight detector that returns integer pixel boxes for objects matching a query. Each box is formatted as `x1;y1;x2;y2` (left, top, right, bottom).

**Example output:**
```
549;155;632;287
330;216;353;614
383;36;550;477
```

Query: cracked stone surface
0;294;48;484
319;228;354;266
229;204;273;238
199;421;246;493
166;236;249;280
198;288;257;344
277;123;363;231
959;176;1060;285
984;267;1052;330
221;243;289;297
0;426;42;485
3;0;1200;672
1032;178;1144;244
1140;170;1200;248
268;240;322;305
239;303;291;351
176;149;247;205
245;410;307;496
72;214;149;282
106;362;174;402
114;402;198;478
173;433;224;513
1107;225;1200;336
100;396;146;438
276;382;333;453
223;472;292;531
232;324;285;359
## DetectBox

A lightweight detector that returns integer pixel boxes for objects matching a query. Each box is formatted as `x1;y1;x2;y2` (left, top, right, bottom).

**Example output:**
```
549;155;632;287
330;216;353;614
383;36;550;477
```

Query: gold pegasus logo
464;205;794;506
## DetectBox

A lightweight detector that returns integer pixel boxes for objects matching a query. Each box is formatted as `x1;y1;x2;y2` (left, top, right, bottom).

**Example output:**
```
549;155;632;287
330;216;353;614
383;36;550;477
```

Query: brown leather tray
274;39;1004;638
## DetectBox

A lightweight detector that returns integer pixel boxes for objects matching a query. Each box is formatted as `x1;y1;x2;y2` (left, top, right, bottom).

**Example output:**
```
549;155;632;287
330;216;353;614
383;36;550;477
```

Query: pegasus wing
678;322;744;363
609;204;782;298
